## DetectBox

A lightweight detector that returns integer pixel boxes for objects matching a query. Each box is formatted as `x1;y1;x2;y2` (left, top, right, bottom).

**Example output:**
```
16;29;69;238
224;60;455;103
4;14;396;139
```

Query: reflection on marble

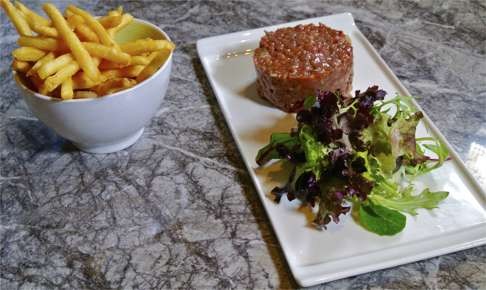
1;0;485;289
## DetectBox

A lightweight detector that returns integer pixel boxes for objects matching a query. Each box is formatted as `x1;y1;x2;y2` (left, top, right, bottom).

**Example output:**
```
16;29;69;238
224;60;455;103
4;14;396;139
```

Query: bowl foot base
72;128;144;154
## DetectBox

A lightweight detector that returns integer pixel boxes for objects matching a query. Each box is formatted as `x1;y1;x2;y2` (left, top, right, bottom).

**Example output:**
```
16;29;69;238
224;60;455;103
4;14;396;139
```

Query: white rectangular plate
197;13;486;287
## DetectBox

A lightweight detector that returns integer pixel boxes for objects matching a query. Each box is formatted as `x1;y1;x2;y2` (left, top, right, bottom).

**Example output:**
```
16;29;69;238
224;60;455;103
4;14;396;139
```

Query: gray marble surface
1;0;485;289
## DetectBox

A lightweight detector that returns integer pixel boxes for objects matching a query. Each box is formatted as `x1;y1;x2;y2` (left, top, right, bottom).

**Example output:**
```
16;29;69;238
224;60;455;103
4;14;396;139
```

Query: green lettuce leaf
298;125;330;178
356;151;400;198
390;111;424;162
405;138;449;176
255;132;299;165
359;203;406;236
255;89;450;236
370;188;449;215
303;96;317;109
361;113;392;155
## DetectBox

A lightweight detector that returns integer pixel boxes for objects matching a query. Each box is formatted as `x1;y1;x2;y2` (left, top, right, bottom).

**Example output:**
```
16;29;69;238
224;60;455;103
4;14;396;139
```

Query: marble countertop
1;0;485;289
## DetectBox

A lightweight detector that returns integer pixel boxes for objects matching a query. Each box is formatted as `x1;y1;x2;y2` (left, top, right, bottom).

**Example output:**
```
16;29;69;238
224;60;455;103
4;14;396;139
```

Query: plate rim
196;12;486;287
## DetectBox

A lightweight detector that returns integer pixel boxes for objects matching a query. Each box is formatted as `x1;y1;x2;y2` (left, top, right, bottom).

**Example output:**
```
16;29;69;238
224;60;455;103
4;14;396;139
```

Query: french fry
72;71;105;89
144;51;159;63
107;13;133;37
1;0;32;36
60;77;73;99
27;52;54;76
43;3;99;81
64;8;74;18
12;59;31;72
136;49;171;82
101;65;144;80
120;65;145;78
14;1;50;26
39;85;48;95
17;36;66;51
12;46;46;61
120;39;175;55
130;55;150;66
108;6;123;16
38;53;73;79
82;42;131;65
120;65;145;77
130;52;158;65
98;59;128;70
100;69;121;80
105;80;136;95
98;15;122;29
93;77;136;95
130;65;146;78
43;61;80;93
92;56;101;67
32;25;58;38
66;13;84;28
3;3;169;99
107;11;120;17
74;90;97;99
67;5;115;47
75;24;100;43
15;3;58;38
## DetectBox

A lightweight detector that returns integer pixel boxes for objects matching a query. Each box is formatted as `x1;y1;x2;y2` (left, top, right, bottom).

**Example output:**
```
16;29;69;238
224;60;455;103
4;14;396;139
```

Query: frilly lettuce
256;86;449;235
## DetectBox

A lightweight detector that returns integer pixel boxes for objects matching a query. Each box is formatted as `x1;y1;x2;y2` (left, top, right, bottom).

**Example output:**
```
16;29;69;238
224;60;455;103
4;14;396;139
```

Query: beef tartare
253;23;353;112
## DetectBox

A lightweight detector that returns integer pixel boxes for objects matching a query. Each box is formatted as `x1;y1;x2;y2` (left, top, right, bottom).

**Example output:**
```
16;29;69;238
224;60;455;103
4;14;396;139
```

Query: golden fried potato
1;0;32;36
107;13;133;37
136;49;171;82
107;6;123;17
67;5;115;47
42;60;79;93
74;90;98;99
17;36;66;51
83;42;131;65
38;53;74;79
43;3;100;81
60;77;73;99
66;13;84;28
27;52;55;77
98;15;122;29
13;47;46;61
120;39;175;55
2;2;173;99
75;24;100;43
93;77;136;95
15;1;50;26
131;52;158;65
12;59;31;72
72;71;105;90
32;25;58;38
101;65;144;80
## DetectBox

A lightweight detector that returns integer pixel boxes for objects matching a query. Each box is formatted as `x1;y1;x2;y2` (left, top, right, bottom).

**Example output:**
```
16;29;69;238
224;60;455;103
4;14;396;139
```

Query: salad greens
359;203;406;236
256;86;449;235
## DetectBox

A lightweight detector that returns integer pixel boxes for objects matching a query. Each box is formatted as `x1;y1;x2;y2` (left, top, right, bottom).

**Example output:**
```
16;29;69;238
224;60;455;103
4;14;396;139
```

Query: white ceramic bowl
14;19;173;154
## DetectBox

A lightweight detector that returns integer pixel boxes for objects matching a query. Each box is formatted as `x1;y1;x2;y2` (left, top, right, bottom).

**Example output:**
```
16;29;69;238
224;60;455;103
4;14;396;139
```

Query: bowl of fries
2;1;175;153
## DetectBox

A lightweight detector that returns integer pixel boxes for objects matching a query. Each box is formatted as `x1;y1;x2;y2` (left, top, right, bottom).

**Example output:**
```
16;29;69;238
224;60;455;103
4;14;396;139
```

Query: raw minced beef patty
253;23;353;112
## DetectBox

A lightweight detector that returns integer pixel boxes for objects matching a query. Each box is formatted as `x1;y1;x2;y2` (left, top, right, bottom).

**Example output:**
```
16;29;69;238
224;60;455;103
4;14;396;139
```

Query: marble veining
1;0;485;289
